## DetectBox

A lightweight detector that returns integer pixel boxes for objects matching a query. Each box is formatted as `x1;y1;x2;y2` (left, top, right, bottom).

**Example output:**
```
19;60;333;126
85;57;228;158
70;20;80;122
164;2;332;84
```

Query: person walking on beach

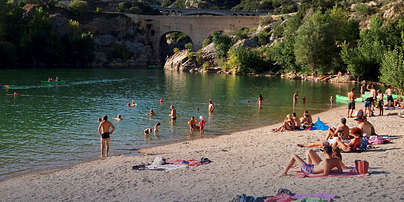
347;88;355;118
98;115;115;157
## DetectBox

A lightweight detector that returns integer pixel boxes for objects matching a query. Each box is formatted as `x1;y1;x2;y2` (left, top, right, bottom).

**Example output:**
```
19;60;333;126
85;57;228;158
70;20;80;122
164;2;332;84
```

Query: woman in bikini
281;144;343;176
273;114;294;132
333;127;363;152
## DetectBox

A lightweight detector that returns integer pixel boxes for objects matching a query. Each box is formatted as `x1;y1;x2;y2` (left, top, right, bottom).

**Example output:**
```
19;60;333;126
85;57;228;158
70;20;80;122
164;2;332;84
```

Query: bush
227;48;269;73
173;47;179;54
129;6;141;14
259;15;273;26
233;28;249;41
110;43;130;61
185;42;192;51
68;0;88;15
202;38;212;47
95;7;102;14
118;2;131;12
212;32;232;58
354;3;376;17
202;62;210;69
379;47;404;92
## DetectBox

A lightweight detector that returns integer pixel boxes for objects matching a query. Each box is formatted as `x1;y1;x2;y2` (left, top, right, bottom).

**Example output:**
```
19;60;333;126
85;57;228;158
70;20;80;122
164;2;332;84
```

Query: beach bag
354;160;369;174
368;136;383;145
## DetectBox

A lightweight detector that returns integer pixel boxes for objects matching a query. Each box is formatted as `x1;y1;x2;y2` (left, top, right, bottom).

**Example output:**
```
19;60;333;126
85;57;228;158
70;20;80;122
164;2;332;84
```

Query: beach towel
292;197;326;202
264;193;296;202
293;194;336;202
296;169;368;178
166;158;211;167
132;164;187;171
311;117;330;131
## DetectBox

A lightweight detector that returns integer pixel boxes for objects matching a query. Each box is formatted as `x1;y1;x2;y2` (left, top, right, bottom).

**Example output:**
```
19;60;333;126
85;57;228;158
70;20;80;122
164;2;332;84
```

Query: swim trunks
348;101;355;109
102;132;110;139
171;117;176;120
301;162;314;175
378;100;384;108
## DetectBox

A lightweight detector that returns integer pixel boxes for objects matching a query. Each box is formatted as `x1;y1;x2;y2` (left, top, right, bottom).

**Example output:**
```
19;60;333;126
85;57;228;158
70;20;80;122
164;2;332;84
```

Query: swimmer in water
146;109;155;116
258;94;264;106
130;100;136;107
188;116;198;132
13;91;17;97
160;98;164;103
114;114;123;121
198;116;207;136
144;128;152;136
208;99;215;113
196;106;200;112
154;122;160;136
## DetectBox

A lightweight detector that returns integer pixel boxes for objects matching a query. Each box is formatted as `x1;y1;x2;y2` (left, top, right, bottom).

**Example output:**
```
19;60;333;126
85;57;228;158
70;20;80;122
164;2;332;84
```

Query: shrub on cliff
68;0;88;15
226;47;269;74
212;32;232;58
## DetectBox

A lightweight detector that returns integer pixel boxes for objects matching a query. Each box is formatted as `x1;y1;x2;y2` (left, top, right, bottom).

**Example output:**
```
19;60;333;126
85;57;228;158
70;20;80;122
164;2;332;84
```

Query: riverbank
1;105;403;201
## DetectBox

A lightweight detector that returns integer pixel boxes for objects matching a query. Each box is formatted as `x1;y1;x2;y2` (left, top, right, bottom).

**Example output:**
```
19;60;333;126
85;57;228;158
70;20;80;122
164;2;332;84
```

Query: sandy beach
1;105;404;201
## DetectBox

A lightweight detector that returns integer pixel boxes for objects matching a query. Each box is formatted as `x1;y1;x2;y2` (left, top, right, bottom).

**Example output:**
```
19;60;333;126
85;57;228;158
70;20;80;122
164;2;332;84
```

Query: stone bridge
158;8;271;16
126;14;262;64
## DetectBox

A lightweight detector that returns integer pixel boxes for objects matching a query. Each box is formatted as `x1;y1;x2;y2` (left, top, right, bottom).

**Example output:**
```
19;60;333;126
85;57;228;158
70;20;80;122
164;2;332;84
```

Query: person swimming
129;100;136;107
146;109;155;116
144;128;152;136
114;114;123;121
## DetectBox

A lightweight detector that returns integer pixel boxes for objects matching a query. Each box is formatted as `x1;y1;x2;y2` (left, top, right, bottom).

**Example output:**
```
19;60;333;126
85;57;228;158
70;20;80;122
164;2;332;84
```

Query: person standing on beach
368;85;376;116
208;99;215;113
385;86;394;107
360;83;366;97
347;88;355;118
98;115;115;157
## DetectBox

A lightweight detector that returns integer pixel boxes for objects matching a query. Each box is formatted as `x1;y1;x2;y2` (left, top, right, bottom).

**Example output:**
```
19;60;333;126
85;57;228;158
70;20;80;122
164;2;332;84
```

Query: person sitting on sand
281;143;343;176
355;115;375;138
326;118;350;140
188;116;198;132
114;114;123;121
154;122;160;136
394;97;403;108
333;127;363;152
300;111;313;128
273;114;294;132
146;109;155;116
298;128;351;148
292;112;301;129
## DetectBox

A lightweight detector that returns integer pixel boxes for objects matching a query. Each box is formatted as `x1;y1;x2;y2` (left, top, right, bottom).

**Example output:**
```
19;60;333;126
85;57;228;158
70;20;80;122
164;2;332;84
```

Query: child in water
188;116;198;132
198;116;207;136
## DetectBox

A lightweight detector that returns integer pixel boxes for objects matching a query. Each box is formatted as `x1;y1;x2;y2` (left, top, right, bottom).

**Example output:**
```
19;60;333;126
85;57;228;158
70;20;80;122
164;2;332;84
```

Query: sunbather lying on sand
281;144;343;176
333;127;363;152
273;114;294;132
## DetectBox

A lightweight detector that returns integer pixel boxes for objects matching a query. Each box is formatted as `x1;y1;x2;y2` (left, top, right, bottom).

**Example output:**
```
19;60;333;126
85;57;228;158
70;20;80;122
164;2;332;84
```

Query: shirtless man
355;116;375;138
169;105;176;120
208;99;215;113
281;145;343;176
360;83;366;97
385;86;394;107
114;114;123;121
326;118;349;140
292;112;301;129
369;85;377;116
347;88;355;118
293;91;298;111
98;115;115;157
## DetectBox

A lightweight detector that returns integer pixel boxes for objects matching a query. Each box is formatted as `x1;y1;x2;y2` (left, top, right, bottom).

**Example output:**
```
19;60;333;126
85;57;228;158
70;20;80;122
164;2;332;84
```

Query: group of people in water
96;98;216;157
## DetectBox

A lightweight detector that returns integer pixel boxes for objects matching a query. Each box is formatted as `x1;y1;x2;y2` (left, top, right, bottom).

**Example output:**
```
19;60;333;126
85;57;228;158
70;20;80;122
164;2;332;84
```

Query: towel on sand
296;170;368;178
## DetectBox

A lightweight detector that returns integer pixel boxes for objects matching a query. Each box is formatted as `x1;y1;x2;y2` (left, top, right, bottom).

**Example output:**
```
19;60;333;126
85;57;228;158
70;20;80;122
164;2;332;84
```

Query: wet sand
0;106;403;201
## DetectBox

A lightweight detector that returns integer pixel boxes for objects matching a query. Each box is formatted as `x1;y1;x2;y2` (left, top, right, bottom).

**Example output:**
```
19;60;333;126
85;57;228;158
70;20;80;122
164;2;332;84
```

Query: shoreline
0;103;341;183
1;105;404;201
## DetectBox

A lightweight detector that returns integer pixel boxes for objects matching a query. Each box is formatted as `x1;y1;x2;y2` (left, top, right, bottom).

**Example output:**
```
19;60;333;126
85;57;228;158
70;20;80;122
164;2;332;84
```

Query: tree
294;11;336;74
380;47;404;93
212;32;232;58
68;0;88;16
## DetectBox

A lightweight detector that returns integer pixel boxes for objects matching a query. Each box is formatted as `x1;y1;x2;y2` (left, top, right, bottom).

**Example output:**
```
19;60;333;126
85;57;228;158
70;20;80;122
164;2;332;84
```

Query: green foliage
95;7;102;14
294;11;337;74
226;47;270;73
202;61;210;70
172;0;186;9
380;47;404;92
257;31;270;46
212;32;233;58
173;47;179;54
118;2;131;12
270;34;299;72
354;3;376;17
259;15;273;26
202;37;212;47
167;32;189;43
110;43;130;61
68;0;88;16
233;28;249;41
185;42;192;51
129;6;142;14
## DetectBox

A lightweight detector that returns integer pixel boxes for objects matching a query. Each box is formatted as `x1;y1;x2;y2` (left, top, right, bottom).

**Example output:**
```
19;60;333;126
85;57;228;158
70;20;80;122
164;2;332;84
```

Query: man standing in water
293;91;298;111
98;115;115;157
347;88;355;118
169;105;177;120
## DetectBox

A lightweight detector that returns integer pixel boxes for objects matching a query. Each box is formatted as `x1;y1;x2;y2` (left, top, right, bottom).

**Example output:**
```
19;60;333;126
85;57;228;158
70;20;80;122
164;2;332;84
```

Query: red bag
355;160;369;174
